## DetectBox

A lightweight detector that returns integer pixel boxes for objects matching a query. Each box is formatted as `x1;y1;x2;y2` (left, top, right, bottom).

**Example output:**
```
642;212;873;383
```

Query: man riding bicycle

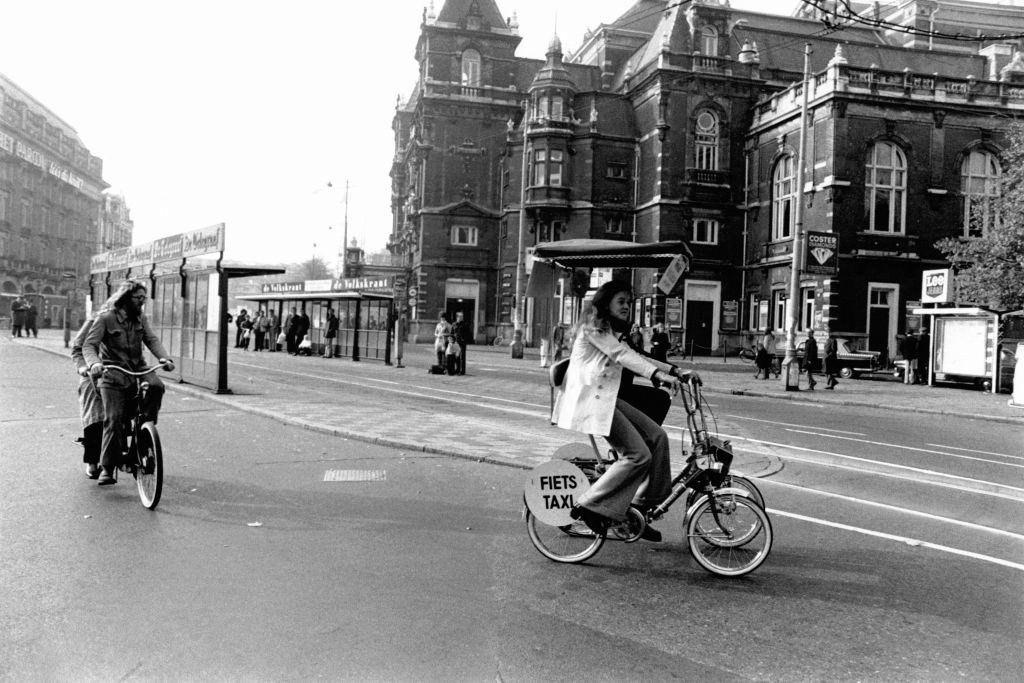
82;280;175;485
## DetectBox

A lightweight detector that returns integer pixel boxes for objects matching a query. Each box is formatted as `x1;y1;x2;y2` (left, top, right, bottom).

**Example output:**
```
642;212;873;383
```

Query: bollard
511;329;524;359
539;339;550;368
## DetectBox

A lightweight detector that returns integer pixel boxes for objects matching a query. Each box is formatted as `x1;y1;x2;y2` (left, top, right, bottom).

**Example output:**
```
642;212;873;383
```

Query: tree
295;256;332;280
936;123;1024;311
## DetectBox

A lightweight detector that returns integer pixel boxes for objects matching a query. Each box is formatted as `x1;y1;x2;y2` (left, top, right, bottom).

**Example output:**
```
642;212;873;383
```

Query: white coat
551;325;663;437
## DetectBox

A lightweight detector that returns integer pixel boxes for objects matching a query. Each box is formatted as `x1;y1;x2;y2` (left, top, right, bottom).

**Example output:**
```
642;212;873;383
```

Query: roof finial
426;1;436;22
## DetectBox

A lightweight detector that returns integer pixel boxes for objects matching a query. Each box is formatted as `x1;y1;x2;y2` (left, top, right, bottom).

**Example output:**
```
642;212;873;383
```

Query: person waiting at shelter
552;280;699;542
451;311;469;375
83;280;175;485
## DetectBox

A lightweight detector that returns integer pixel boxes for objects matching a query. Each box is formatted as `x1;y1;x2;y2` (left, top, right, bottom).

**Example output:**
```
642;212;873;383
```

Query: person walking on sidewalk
823;332;839;390
649;323;669;363
761;328;779;378
324;307;339;358
803;329;819;390
451;311;469;375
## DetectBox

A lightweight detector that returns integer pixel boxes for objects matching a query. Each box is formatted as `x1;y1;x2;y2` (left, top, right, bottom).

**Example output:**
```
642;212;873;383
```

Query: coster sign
921;268;953;304
805;231;839;275
90;224;226;273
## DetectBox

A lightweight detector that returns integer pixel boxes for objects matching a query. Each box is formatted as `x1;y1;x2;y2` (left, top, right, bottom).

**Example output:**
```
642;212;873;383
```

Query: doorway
685;301;714;355
868;283;898;362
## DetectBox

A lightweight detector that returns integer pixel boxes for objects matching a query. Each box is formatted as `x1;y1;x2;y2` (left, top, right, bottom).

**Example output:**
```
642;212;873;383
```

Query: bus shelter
240;276;395;363
88;224;284;394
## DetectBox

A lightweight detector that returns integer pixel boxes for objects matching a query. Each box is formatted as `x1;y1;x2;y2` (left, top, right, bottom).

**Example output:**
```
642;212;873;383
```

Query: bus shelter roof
239;292;394;302
532;239;693;269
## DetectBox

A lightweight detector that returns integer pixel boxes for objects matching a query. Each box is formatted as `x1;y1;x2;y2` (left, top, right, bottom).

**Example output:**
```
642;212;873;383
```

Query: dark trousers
286;331;298;354
81;422;102;464
457;342;467;374
11;324;22;337
254;330;266;351
98;374;164;471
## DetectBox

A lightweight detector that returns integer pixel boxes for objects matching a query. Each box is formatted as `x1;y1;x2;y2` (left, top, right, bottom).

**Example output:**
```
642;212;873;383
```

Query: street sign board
922;268;953;303
657;254;689;295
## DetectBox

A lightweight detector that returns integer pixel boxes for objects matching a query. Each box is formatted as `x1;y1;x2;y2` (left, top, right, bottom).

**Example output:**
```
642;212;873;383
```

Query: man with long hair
83;280;175;485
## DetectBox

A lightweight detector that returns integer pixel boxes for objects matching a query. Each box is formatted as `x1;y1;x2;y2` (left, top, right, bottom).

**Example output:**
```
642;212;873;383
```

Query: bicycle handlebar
100;364;169;377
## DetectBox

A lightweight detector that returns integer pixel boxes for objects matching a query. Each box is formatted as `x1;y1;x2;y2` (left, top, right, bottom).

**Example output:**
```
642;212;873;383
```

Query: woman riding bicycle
552;280;699;540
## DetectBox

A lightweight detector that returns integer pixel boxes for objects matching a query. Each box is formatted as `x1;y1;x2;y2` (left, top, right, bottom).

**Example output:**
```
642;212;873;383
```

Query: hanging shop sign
921;268;953;304
804;231;839;275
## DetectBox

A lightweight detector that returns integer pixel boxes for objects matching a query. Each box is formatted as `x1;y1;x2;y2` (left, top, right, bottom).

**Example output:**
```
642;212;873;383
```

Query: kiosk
89;224;284;393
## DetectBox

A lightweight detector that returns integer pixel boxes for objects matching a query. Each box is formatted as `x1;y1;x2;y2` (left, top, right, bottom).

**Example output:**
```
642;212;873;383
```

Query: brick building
390;0;1024;356
1;72;124;329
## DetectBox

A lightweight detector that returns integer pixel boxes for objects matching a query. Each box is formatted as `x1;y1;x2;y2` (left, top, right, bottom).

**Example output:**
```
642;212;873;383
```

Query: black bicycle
527;374;772;577
100;364;166;509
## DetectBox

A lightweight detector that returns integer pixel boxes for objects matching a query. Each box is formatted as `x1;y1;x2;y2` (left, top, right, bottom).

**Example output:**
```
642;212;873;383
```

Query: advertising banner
805;231;839;275
721;300;739;331
921;268;953;304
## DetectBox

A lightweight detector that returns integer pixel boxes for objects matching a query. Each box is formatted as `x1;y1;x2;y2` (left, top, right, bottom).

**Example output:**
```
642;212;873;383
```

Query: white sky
1;0;769;267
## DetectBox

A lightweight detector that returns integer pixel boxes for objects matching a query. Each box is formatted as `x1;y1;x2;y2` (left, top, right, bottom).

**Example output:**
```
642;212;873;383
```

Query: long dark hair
585;279;632;335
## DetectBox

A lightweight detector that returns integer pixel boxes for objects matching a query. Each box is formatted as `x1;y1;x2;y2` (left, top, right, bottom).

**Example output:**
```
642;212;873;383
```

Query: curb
717;387;1024;426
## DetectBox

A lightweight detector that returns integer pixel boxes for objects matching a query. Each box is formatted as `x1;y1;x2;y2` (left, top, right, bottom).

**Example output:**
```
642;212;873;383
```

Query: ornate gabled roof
436;0;508;32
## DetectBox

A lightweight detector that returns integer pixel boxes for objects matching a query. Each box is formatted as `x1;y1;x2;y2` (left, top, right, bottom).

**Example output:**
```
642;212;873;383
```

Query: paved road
2;336;1022;680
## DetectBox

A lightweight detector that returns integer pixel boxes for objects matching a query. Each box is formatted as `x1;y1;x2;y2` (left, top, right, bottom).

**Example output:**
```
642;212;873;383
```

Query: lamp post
781;44;813;391
318;180;349;278
61;268;77;348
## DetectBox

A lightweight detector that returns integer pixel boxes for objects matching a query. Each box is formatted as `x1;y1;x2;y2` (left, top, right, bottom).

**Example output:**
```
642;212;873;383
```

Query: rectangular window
499;219;508;240
757;299;769;331
532;150;546;186
748;294;758;331
604;216;623;234
771;290;787;330
549;150;563;186
801;288;815;330
606;163;628;179
451;225;478;246
692;218;719;245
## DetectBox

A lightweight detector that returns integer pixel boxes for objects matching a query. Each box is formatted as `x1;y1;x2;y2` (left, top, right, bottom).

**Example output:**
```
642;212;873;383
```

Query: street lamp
319;180;350;278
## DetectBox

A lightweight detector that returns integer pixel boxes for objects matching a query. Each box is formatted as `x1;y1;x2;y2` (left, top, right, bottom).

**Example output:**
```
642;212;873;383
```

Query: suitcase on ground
428;364;445;375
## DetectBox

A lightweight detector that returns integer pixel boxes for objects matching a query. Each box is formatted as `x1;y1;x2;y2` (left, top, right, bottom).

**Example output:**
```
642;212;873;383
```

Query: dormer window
461;49;481;87
701;26;718;56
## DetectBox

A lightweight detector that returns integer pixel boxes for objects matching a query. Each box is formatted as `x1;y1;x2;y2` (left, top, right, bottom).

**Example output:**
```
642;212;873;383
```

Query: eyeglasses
131;295;148;301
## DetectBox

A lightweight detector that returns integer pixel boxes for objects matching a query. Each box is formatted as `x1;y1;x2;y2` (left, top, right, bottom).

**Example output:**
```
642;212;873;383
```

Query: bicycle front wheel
525;507;604;564
686;496;772;577
685;474;765;512
134;422;163;510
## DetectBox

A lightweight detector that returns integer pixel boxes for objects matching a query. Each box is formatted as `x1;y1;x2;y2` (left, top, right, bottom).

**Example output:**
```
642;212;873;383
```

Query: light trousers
576;398;672;522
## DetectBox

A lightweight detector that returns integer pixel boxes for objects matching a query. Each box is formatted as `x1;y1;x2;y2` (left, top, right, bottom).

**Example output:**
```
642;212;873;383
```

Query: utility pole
512;100;529;359
342;179;349;279
782;43;812;391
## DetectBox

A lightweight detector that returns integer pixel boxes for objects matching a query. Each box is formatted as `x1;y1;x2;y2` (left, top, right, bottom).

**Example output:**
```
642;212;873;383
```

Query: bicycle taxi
521;239;772;576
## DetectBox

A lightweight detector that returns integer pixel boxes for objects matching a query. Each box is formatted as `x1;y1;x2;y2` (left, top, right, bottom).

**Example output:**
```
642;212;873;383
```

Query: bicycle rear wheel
686;496;772;577
134;422;163;510
525;507;604;563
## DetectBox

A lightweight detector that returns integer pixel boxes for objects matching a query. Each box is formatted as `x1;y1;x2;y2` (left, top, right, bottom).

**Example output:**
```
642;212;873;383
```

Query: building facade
1;72;121;329
390;0;1024;355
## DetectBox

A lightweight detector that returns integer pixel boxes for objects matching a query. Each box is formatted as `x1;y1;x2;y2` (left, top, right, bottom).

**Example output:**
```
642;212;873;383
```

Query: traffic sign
407;297;417;308
407;286;418;297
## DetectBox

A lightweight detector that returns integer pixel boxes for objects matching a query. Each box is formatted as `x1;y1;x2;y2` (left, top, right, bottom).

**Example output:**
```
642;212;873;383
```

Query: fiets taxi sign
524;460;590;526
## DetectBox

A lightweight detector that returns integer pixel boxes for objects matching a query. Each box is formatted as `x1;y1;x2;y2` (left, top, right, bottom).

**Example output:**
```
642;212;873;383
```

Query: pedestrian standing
267;310;279;351
451;311;469;375
755;340;771;380
761;328;779;378
284;307;298;354
917;328;930;384
255;310;270;351
240;315;254;350
900;332;918;385
433;312;450;369
234;309;248;348
628;324;644;353
26;302;38;338
292;307;310;356
803;329;819;390
824;332;839;390
551;323;567;362
10;295;28;337
324;308;339;358
649;323;669;363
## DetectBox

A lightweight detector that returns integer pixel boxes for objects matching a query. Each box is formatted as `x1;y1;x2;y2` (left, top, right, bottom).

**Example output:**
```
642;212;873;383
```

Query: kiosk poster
805;232;839;275
721;300;739;331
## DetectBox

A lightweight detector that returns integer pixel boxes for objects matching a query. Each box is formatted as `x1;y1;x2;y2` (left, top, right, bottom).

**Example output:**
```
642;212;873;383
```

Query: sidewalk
10;331;1021;480
469;342;1024;426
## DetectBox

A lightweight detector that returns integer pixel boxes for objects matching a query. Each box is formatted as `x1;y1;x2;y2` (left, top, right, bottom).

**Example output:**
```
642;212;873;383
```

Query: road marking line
767;509;1024;573
760;479;1024;541
723;413;865;435
324;469;386;482
926;443;1024;461
783;429;1024;470
721;434;1024;501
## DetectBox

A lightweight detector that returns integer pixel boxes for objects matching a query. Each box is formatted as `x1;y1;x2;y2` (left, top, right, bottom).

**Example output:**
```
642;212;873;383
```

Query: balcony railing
421;79;522;105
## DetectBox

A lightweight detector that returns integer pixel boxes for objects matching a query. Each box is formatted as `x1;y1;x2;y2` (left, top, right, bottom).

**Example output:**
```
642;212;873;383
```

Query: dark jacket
803;337;819;370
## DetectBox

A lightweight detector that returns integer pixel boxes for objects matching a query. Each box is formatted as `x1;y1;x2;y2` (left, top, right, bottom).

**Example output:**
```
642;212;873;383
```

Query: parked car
774;337;881;379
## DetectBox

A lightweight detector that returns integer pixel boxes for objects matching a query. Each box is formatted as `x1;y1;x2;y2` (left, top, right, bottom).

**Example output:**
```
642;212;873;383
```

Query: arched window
961;149;1001;237
865;141;907;233
772;155;795;240
695;110;719;171
461;49;481;87
701;26;718;55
